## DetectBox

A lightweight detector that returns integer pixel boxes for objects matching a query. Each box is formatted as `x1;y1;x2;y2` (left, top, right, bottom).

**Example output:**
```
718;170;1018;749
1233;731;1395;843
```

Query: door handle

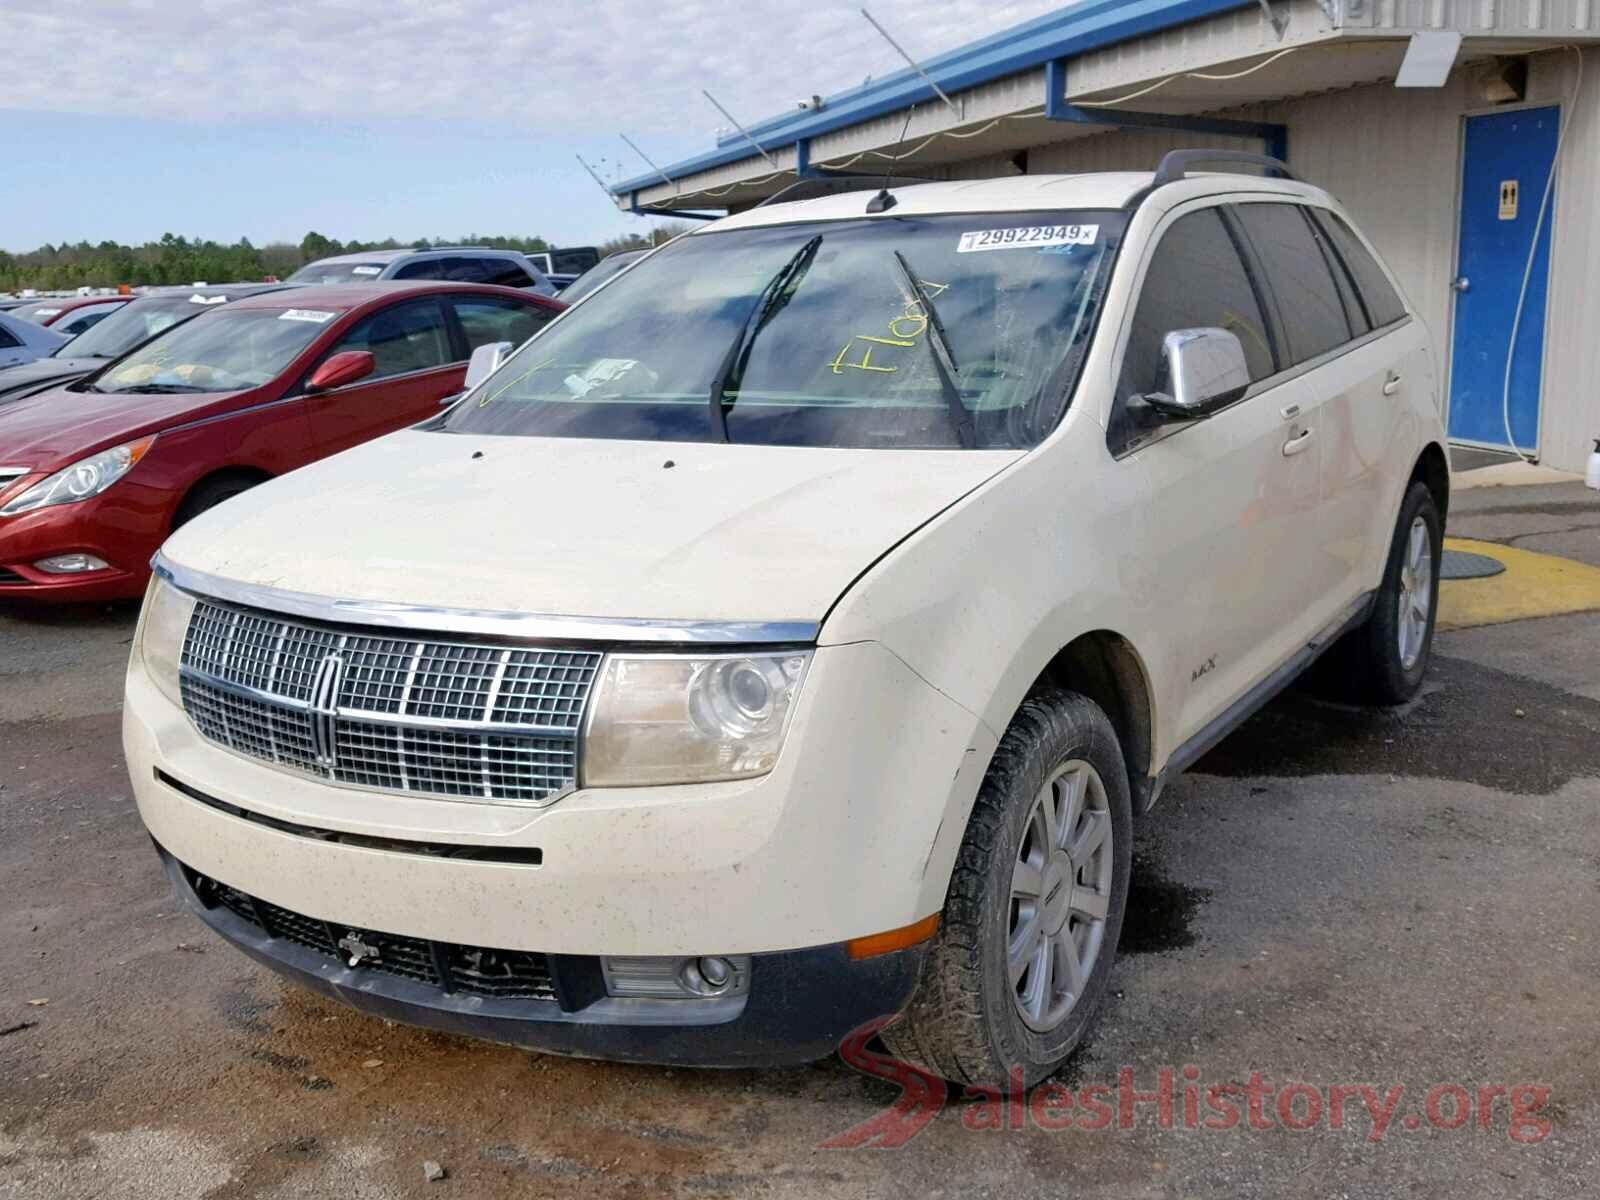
1382;372;1402;396
1282;428;1315;457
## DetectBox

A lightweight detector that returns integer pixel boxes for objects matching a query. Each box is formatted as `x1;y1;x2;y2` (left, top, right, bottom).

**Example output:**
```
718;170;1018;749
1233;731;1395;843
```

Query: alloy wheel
1008;760;1113;1032
1397;515;1433;670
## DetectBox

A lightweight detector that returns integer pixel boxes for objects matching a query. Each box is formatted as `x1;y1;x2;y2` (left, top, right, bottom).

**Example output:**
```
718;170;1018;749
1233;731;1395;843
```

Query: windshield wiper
892;250;974;449
707;235;822;443
109;383;210;394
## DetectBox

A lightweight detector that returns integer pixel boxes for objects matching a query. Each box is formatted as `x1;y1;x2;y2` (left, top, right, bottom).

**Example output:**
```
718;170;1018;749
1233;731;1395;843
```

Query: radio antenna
866;103;917;214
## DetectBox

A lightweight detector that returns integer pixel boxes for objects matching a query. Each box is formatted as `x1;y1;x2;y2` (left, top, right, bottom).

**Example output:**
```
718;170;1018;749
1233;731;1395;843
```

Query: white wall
1013;50;1600;472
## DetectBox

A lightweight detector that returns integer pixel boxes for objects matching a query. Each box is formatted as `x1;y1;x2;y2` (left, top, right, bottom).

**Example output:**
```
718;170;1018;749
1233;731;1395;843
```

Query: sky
2;0;1066;253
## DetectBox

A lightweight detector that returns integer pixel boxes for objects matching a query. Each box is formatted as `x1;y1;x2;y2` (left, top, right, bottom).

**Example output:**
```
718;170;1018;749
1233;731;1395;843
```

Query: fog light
601;954;751;999
33;553;109;574
680;956;735;996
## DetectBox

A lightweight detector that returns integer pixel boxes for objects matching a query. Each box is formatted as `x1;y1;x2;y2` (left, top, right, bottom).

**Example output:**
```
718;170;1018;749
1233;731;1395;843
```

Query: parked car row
0;284;289;405
0;280;563;601
12;293;134;335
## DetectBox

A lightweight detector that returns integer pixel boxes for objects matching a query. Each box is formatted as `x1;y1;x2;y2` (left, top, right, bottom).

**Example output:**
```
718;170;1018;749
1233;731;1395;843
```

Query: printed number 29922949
956;224;1098;253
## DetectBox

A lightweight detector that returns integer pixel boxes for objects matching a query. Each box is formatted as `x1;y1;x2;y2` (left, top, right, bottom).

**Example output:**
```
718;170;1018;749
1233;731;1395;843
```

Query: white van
125;154;1447;1084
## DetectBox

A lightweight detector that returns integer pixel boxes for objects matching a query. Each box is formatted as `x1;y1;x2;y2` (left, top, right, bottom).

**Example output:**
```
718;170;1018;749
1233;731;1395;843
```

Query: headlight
582;651;812;787
0;437;155;516
139;574;197;708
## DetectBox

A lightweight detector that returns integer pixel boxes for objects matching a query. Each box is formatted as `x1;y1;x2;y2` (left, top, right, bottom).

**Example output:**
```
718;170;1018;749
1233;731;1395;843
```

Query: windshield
438;211;1125;449
52;297;207;360
286;261;386;284
92;307;335;394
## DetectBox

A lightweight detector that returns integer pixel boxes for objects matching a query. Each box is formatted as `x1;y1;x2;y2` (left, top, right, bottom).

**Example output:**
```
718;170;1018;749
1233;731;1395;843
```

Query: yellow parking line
1438;537;1600;631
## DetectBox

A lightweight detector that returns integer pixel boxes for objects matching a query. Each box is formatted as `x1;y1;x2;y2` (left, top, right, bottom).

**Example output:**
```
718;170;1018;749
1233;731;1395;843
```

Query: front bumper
158;844;924;1067
126;639;997;955
0;487;161;603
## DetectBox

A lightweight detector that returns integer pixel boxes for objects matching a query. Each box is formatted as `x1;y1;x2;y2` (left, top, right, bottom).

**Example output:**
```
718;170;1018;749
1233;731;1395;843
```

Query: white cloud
6;0;1065;138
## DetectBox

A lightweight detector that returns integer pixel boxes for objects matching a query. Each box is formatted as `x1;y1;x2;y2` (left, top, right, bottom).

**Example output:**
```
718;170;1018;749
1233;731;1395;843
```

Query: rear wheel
1321;480;1442;705
884;690;1132;1087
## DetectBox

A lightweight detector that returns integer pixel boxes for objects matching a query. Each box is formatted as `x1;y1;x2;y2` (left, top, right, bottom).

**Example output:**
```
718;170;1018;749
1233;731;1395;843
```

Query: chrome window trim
152;553;819;645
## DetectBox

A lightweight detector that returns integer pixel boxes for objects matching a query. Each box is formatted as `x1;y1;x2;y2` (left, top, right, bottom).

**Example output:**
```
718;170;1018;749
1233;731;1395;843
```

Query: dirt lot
3;482;1599;1198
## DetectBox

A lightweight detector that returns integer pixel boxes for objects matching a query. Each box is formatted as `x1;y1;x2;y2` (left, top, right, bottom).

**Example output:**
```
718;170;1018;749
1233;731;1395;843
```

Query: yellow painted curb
1437;537;1600;631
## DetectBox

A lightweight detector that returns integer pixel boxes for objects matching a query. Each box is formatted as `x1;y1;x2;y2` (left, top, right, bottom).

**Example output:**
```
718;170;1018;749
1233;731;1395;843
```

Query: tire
173;475;260;530
883;689;1133;1087
1320;480;1442;705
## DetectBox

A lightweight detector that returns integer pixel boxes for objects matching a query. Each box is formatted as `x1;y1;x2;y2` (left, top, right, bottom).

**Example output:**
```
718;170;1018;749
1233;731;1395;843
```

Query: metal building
611;0;1600;473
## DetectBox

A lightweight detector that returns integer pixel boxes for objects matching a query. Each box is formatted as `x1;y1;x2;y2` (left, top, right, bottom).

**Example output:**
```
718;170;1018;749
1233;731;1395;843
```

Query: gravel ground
2;484;1597;1198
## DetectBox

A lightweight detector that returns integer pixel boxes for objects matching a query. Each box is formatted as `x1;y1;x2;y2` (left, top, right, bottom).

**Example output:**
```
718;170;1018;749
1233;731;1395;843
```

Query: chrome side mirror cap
1144;327;1250;419
463;340;514;390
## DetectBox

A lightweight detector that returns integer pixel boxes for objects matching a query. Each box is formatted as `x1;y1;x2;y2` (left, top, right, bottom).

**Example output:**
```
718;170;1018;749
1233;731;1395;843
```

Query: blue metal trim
796;138;813;179
1264;125;1289;163
610;0;1254;196
1044;57;1288;156
629;187;722;221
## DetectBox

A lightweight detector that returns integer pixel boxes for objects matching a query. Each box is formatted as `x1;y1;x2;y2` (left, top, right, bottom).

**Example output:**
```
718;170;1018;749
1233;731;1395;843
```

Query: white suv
125;154;1447;1084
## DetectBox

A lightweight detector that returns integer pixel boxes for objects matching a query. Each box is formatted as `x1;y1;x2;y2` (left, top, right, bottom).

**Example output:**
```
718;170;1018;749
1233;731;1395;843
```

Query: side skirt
1146;590;1376;805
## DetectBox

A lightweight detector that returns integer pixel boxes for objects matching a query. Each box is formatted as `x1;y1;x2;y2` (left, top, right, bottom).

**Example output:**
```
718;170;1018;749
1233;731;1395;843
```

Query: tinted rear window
1232;203;1352;366
1315;211;1408;328
481;259;535;288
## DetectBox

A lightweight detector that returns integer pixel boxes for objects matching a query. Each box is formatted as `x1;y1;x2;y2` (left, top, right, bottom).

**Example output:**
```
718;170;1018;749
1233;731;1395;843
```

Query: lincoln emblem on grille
309;652;345;767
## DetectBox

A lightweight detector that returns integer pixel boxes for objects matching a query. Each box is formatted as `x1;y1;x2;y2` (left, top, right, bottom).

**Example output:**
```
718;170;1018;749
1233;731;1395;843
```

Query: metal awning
611;0;1600;215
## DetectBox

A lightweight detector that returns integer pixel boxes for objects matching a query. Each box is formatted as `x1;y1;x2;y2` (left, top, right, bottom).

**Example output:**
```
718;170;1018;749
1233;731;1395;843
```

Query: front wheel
883;690;1132;1087
173;475;261;530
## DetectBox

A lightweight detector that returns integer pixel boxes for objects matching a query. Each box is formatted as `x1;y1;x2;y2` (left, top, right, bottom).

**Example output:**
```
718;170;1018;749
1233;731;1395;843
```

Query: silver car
0;311;70;370
287;247;555;296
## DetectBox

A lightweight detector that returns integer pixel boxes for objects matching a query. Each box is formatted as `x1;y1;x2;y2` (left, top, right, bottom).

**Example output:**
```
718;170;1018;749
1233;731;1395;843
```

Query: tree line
0;225;687;292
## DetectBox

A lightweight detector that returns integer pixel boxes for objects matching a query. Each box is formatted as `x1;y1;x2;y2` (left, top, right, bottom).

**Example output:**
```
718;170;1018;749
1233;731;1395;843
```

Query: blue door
1447;106;1559;450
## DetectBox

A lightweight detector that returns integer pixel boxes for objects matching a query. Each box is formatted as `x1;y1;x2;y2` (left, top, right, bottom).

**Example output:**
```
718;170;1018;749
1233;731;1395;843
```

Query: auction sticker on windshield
957;224;1098;253
278;309;337;323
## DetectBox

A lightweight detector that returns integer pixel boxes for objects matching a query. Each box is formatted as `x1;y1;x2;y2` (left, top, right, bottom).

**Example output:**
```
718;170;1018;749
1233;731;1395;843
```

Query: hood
164;429;1022;623
0;384;246;469
0;357;101;402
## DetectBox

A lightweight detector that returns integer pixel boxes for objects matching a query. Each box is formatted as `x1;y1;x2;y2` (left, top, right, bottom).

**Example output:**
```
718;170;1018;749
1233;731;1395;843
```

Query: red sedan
0;282;561;603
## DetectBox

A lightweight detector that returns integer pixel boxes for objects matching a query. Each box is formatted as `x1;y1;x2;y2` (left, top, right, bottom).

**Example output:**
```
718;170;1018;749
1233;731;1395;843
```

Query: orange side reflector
847;913;941;960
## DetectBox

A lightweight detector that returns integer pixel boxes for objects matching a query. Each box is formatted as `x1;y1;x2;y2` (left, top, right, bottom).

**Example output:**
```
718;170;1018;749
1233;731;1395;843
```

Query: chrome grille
179;599;600;805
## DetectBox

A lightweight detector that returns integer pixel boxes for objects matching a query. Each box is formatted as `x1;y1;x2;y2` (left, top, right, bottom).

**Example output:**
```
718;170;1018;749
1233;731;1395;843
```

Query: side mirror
306;350;375;392
1142;328;1250;420
463;340;514;390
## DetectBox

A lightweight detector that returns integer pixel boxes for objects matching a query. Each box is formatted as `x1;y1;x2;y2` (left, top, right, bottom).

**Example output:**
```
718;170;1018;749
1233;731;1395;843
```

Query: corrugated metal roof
608;0;1254;197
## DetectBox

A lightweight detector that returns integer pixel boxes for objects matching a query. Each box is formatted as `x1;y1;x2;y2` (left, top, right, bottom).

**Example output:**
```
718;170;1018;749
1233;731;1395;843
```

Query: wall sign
1499;179;1519;221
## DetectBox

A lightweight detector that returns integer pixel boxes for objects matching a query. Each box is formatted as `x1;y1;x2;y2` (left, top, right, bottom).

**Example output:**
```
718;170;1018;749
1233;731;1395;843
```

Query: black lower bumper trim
157;844;925;1067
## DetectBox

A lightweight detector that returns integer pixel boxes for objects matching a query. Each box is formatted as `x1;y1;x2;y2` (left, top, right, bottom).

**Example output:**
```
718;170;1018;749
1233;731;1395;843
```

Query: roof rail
1151;150;1297;188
